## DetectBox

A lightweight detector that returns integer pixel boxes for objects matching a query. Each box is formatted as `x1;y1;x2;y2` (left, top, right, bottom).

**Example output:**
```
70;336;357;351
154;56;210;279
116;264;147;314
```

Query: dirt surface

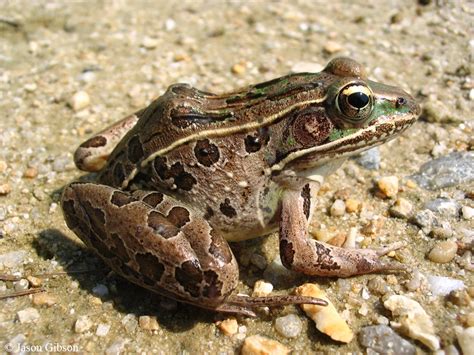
0;1;473;354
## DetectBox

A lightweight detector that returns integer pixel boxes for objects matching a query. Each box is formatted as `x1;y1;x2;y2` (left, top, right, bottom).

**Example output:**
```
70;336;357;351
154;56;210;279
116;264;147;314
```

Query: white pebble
462;206;474;220
16;307;40;324
426;275;465;296
75;315;93;333
69;91;90;111
96;323;111;337
455;326;474;354
253;280;273;296
330;199;346;217
274;314;303;338
92;284;109;297
164;18;176;31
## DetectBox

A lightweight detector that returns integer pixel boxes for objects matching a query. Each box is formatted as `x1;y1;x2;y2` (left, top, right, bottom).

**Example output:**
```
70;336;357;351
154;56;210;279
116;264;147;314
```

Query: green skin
62;57;420;316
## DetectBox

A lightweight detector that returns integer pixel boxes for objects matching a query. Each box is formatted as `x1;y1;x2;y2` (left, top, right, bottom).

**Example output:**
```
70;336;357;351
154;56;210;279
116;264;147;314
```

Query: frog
61;57;420;316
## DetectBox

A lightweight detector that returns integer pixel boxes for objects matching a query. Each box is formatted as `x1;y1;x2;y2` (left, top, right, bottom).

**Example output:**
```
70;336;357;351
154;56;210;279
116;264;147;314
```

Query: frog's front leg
74;113;140;172
279;184;406;277
61;183;325;316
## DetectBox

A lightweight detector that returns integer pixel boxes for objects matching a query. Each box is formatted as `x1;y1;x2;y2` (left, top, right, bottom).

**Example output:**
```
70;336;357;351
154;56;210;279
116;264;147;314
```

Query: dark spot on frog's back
135;252;165;283
209;229;232;264
194;139;220;167
220;198;237;218
301;184;311;219
141;192;163;208
175;259;203;298
79;135;107;148
244;127;269;153
127;135;144;164
111;190;136;207
279;239;295;267
203;270;223;298
169;163;197;191
167;206;190;228
147;211;179;239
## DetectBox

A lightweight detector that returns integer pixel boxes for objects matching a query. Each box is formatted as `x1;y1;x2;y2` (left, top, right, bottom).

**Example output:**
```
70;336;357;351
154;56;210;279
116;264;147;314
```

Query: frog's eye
336;84;373;121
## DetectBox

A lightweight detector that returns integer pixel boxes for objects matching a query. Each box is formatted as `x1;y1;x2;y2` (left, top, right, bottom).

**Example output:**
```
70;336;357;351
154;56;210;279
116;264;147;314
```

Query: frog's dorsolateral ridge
62;57;420;316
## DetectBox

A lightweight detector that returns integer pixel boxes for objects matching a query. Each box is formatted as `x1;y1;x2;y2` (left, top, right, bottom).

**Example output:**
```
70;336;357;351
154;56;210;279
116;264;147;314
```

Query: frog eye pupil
347;92;369;109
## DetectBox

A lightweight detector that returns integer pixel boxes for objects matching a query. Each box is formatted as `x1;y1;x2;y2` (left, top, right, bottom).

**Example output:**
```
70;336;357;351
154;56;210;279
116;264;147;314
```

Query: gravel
274;314;303;338
358;325;415;355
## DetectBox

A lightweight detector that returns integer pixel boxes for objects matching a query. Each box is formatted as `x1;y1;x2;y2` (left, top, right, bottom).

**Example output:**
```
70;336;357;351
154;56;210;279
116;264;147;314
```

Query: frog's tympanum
61;58;420;316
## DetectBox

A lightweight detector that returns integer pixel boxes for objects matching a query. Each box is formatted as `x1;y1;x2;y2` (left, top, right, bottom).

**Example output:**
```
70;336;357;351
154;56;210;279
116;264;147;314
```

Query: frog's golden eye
336;84;373;121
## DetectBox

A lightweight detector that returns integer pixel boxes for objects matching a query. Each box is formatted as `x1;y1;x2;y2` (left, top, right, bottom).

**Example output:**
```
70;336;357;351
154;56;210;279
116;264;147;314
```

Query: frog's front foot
279;186;407;277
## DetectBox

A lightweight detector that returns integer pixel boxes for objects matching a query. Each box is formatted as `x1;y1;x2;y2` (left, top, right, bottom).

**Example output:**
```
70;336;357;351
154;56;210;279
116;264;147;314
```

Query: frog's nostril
396;97;407;108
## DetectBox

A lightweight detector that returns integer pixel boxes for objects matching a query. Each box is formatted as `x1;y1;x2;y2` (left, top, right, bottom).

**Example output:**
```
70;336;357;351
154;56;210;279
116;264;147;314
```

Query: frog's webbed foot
279;185;408;277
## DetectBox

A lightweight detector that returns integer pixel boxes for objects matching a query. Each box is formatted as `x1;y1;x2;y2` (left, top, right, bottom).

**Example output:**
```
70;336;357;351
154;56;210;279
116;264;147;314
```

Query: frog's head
270;57;420;182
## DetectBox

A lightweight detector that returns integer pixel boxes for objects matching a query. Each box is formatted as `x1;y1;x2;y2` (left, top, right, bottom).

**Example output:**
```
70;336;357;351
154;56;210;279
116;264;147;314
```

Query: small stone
23;167;38;179
69;91;90;111
424;198;460;217
17;307;40;324
345;198;361;213
138;315;159;330
384;295;440;350
361;218;385;236
411;209;439;234
367;276;389;295
0;183;12;195
312;229;333;243
141;36;159;49
406;179;417;189
105;339;129;355
426;275;464;296
330;199;346;216
96;323;110;337
241;335;290;355
354;147;381;170
14;279;29;291
427;240;458;263
462;206;474;220
217;317;238;336
323;41;343;54
405;269;422;291
274;314;303;338
295;283;353;343
359;325;415;355
327;233;346;247
121;313;138;333
252;280;273;297
32;293;57;306
27;276;42;287
430;224;454;239
0;250;27;268
389;198;413;219
75;315;93;333
455;326;474;355
164;18;176;31
377;176;399;198
232;63;246;75
92;284;109;297
250;253;267;269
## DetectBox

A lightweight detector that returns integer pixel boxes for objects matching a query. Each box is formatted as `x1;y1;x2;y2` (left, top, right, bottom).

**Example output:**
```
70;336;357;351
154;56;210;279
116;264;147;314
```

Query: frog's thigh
61;183;239;307
278;185;405;277
74;114;140;172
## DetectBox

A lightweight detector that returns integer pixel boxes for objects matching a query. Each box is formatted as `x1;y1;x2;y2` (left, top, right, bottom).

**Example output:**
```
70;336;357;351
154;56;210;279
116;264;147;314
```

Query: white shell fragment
295;283;354;343
426;275;465;296
384;295;440;350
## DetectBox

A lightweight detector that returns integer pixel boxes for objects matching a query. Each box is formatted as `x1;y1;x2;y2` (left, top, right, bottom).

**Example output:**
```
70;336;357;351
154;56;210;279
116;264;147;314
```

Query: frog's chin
295;157;347;184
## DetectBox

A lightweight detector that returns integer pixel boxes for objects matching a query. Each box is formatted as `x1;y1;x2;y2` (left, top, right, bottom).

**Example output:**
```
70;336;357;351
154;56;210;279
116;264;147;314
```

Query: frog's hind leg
278;185;407;277
74;113;140;172
60;183;326;315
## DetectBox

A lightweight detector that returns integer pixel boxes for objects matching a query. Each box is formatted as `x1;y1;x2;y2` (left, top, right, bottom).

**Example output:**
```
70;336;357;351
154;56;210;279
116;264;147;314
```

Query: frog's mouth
270;109;419;177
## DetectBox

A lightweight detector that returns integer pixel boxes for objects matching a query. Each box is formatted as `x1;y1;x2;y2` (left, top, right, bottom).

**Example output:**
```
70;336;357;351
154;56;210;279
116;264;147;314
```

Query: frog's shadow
34;228;214;332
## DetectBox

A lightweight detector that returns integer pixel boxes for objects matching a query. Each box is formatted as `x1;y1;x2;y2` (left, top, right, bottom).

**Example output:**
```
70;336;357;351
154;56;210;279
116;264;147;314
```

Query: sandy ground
0;0;473;354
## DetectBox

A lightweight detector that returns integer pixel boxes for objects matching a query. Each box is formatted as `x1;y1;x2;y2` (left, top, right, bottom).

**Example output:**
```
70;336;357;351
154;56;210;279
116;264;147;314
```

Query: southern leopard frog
61;58;420;316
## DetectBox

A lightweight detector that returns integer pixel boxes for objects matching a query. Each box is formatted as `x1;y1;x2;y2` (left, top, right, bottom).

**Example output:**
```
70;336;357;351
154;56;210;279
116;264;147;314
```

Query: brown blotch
279;239;295;268
153;156;168;180
127;135;144;163
82;201;106;231
142;192;164;208
110;233;129;260
292;108;333;147
61;199;77;227
244;127;269;153
135;252;165;282
147;211;179;239
208;229;232;264
194;139;220;167
175;259;203;298
111;190;136;207
167;206;190;228
220;198;237;218
168;163;197;191
301;184;311;220
314;242;341;271
112;163;125;187
203;206;214;220
203;270;223;299
79;135;107;148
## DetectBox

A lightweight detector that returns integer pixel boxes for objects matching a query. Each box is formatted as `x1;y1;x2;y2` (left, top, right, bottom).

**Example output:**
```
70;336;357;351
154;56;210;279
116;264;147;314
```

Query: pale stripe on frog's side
61;57;420;316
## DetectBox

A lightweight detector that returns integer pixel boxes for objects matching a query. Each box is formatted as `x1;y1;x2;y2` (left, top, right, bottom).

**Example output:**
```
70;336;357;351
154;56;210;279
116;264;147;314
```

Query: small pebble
14;279;29;291
138;316;159;331
241;335;290;355
69;91;90;111
377;176;399;198
361;218;384;236
345;198;361;213
430;224;454;239
411;209;439;234
367;276;389;295
462;206;474;220
17;307;40;324
252;280;273;297
327;233;346;247
164;18;176;31
0;183;12;195
405;269;422;291
27;276;42;287
330;199;346;216
32;293;57;307
141;36;159;49
92;284;109;297
96;323;111;337
455;326;474;355
121;313;138;333
389;198;413;219
427;240;458;263
75;315;93;333
323;41;343;54
0;250;27;268
105;339;129;354
426;275;464;296
424;198;460;217
231;63;246;75
23;167;38;179
217;317;238;336
274;314;303;338
250;253;267;269
359;325;415;355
